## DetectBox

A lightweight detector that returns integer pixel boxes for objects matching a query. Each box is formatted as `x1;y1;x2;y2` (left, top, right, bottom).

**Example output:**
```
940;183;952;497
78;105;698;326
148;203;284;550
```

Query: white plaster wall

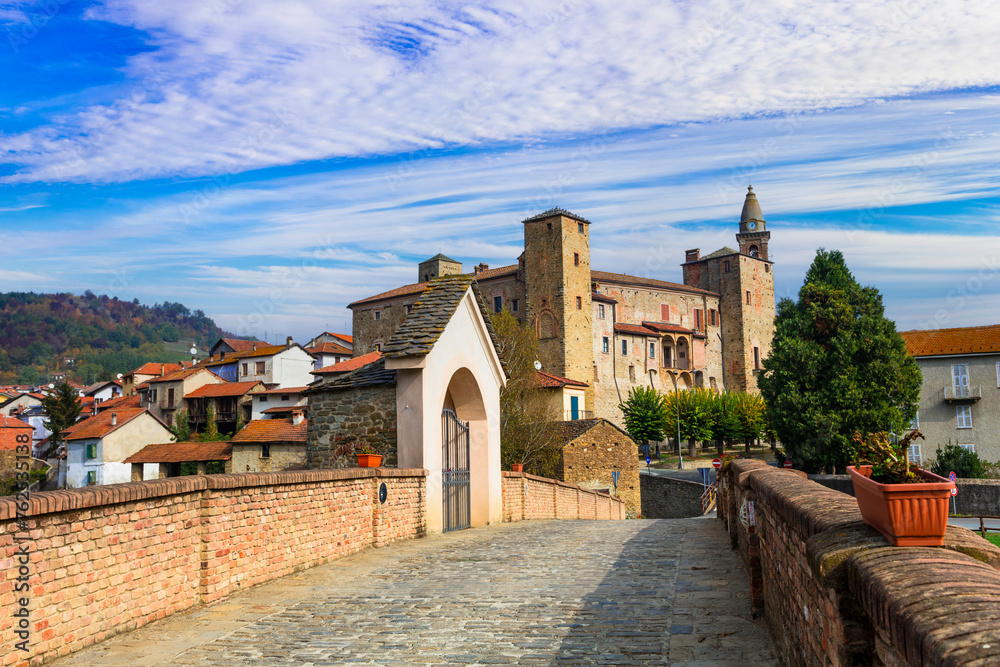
274;348;317;388
251;392;307;420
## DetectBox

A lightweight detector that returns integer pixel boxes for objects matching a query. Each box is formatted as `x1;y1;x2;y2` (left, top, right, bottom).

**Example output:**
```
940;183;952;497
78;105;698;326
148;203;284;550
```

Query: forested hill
0;291;229;385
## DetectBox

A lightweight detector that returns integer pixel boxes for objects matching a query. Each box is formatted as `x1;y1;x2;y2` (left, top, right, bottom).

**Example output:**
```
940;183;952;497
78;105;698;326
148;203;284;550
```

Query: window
694;309;702;330
710;309;717;326
242;363;248;376
574;252;580;266
753;347;761;370
494;296;503;313
578;222;584;233
602;337;609;354
150;388;158;402
374;310;381;321
512;299;519;312
953;364;969;397
664;346;672;367
649;342;655;359
598;304;605;319
85;443;96;460
909;411;918;429
959;443;976;454
259;395;268;402
261;443;271;459
622;339;628;355
748;244;759;257
576;296;582;310
765;264;770;273
86;470;96;486
661;304;671;321
281;395;289;401
374;343;382;352
746;291;752;305
724;260;730;273
406;304;413;314
547;222;552;231
908;444;922;464
957;405;973;428
629;365;636;382
256;361;265;374
167;387;175;408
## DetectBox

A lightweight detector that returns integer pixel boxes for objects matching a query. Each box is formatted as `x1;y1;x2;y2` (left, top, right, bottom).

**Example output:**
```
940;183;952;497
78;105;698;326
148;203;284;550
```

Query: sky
1;0;999;343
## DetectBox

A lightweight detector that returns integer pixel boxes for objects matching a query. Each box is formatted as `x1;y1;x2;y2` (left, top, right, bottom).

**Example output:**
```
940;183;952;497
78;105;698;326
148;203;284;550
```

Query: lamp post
667;370;683;470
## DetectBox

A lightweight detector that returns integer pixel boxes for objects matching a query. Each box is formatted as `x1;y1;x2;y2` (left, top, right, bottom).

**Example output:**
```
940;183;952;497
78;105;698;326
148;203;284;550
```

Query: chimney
291;408;304;426
475;262;489;274
685;249;700;263
286;336;293;347
111;412;117;426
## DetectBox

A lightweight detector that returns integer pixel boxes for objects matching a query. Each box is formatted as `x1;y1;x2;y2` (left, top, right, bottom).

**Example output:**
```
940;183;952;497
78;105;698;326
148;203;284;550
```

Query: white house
235;340;316;389
62;408;174;487
82;380;122;404
251;385;309;420
305;341;353;370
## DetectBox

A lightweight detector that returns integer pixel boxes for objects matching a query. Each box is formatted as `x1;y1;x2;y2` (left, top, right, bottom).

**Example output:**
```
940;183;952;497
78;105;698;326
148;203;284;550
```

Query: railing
563;410;595;421
944;385;982;401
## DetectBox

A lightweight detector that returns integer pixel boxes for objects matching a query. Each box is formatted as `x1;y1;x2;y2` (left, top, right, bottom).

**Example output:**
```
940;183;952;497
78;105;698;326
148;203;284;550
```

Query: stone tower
736;185;770;260
522;209;595;406
418;254;463;283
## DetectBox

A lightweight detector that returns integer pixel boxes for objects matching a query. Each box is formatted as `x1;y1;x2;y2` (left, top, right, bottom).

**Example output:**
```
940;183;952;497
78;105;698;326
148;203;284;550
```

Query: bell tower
736;185;770;260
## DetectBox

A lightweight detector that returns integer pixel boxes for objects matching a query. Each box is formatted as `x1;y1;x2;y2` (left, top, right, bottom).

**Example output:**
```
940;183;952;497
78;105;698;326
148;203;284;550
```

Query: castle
349;186;776;427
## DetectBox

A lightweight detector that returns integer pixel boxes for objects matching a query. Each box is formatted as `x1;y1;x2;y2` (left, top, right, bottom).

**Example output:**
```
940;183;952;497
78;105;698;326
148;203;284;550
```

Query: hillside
0;291;231;385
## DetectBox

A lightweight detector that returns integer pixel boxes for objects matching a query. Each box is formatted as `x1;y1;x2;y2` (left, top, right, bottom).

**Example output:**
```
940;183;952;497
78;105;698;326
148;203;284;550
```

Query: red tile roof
63;408;152;441
534;371;589;389
231;418;307;443
124;441;232;464
185;381;264;398
94;395;142;412
900;324;1000;357
0;416;32;429
316;332;354;344
262;405;307;415
257;386;309;395
614;323;659;337
229;344;296;360
474;264;519;281
349;282;428;307
312;351;383;374
591;270;718;296
219;338;269;352
306;342;352;356
127;362;184;378
642;321;694;335
148;368;222;384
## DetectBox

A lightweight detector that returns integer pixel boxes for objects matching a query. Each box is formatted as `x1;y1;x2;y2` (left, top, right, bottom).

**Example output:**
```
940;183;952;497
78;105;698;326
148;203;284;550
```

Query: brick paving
52;517;776;666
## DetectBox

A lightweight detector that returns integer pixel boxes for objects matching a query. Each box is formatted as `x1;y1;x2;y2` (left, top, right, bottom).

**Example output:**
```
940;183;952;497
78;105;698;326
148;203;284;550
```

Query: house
121;362;186;396
138;367;224;427
348;188;775;429
310;351;382;379
184;380;264;434
208;337;270;357
534;371;590;421
552;418;640;517
124;441;232;480
197;338;315;388
82;380;122;404
0;392;45;417
306;332;353;350
8;403;51;454
308;273;507;534
61;408;174;487
230;411;308;473
899;324;1000;464
250;385;309;420
93;394;142;413
305;341;353;370
0;415;34;476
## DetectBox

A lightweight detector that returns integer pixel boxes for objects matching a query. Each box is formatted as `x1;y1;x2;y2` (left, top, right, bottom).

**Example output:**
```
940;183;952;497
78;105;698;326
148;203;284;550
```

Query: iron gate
442;408;471;532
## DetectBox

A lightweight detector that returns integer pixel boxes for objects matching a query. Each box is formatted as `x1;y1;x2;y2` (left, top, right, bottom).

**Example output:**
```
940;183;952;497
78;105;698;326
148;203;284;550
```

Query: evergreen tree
758;249;921;473
710;391;743;455
620;386;669;454
41;382;83;457
171;409;192;442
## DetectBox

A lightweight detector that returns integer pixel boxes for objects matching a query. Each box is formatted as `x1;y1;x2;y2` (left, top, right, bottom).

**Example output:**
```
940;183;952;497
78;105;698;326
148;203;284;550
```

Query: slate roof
423;253;459;263
521;208;592;224
552;417;636;446
312;351;383;375
698;246;739;261
534;372;589;389
185;381;264;398
308;357;397;392
63;408;153;441
590;270;718;296
124;441;233;464
900;324;1000;357
231;418;307;443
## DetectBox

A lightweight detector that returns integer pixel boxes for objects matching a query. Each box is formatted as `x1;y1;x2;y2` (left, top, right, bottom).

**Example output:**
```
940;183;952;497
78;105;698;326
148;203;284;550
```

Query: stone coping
0;467;429;520
502;471;618;499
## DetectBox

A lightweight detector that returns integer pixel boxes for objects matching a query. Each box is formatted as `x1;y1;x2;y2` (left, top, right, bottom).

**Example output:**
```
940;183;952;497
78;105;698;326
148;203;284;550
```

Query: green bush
930;443;986;479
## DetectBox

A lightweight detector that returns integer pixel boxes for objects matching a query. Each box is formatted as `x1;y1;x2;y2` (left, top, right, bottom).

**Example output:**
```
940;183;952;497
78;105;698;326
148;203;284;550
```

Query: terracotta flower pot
356;454;382;468
847;465;955;546
511;463;523;473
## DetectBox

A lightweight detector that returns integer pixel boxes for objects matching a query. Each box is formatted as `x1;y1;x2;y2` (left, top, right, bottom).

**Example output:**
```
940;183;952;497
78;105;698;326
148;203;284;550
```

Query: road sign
783;460;793;469
646;455;651;465
949;471;957;482
611;471;621;485
951;487;958;497
712;458;722;469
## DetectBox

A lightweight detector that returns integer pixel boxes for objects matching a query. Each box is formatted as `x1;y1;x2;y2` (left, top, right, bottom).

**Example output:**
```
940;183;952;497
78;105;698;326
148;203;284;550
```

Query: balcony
944;386;982;403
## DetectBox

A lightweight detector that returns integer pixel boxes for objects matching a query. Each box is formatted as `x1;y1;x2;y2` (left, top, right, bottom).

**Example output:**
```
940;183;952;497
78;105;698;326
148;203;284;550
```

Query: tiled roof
148;367;221;384
642;321;694;335
218;338;268;352
899;324;1000;357
0;416;32;430
94;395;142;412
63;408;150;441
310;357;397;391
324;333;353;344
257;386;309;395
312;351;383;375
262;405;307;415
83;380;121;395
127;362;184;378
592;292;618;304
552;417;636;446
231;418;307;443
349;281;429;307
474;264;519;281
591;270;717;296
423;252;459;263
521;208;592;224
124;441;232;464
185;381;264;398
614;323;659;337
306;342;353;356
229;343;296;360
534;371;589;389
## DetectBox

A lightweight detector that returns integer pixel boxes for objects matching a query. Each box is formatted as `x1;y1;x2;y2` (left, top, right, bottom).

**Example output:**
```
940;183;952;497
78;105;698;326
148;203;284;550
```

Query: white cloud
4;0;1000;183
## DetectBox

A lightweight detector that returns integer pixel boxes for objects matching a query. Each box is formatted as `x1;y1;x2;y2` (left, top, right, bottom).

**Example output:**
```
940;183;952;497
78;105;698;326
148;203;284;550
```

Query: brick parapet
500;471;625;521
721;458;1000;666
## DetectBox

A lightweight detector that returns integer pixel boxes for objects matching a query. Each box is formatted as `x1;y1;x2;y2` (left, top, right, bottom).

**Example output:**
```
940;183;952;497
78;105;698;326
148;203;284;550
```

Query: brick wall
0;468;427;666
501;471;625;522
307;384;398;468
719;459;1000;666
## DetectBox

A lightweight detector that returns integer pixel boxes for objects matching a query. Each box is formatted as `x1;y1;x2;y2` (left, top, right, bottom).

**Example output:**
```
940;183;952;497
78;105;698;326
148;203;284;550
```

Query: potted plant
511;463;523;473
847;430;955;546
355;442;382;468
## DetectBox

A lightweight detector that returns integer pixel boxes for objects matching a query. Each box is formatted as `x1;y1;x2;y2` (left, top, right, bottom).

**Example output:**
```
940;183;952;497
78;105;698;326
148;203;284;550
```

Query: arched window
747;244;759;257
540;312;556;339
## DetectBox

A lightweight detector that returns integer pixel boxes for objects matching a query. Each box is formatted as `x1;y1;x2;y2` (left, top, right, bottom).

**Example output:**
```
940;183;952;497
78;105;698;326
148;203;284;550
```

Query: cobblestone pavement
53;517;776;666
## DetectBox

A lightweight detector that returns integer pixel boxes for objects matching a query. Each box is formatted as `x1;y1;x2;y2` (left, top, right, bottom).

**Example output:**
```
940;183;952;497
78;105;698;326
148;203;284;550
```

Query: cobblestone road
53;517;776;666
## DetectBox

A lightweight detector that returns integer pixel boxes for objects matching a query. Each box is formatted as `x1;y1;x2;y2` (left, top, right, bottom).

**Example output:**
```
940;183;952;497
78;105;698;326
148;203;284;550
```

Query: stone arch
538;310;558;339
441;367;490;529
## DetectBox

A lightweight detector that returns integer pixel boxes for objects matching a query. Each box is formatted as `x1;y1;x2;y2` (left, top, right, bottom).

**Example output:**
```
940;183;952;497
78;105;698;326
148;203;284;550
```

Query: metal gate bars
441;408;471;532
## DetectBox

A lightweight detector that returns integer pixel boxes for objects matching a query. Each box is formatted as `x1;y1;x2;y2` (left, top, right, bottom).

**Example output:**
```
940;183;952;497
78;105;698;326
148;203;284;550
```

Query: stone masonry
306;383;398;468
554;418;641;518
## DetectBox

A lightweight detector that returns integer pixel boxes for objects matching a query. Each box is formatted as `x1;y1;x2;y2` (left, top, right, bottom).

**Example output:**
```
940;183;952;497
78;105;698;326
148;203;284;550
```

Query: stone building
0;415;34;477
348;187;776;428
899;324;1000;464
553;418;640;517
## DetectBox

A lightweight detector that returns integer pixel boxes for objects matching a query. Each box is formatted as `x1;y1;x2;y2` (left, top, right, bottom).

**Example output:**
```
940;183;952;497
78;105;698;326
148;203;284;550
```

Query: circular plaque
379;482;388;504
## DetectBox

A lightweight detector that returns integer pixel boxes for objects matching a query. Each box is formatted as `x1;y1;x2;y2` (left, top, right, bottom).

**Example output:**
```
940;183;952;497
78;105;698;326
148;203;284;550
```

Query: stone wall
639;473;706;518
720;459;1000;666
559;420;640;517
307;384;398;468
812;473;1000;517
0;468;427;666
501;471;625;522
351;294;420;356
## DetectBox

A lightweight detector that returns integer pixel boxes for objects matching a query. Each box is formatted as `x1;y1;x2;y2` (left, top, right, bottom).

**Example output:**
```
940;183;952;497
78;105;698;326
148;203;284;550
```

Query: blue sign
949;471;957;482
646;455;651;465
611;471;621;485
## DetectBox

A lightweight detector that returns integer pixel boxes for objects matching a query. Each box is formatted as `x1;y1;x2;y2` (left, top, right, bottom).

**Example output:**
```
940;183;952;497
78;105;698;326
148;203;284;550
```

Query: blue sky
1;0;999;342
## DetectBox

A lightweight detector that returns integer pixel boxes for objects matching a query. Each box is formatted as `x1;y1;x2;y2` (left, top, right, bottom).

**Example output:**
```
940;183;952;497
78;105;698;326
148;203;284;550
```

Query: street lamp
666;370;683;470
